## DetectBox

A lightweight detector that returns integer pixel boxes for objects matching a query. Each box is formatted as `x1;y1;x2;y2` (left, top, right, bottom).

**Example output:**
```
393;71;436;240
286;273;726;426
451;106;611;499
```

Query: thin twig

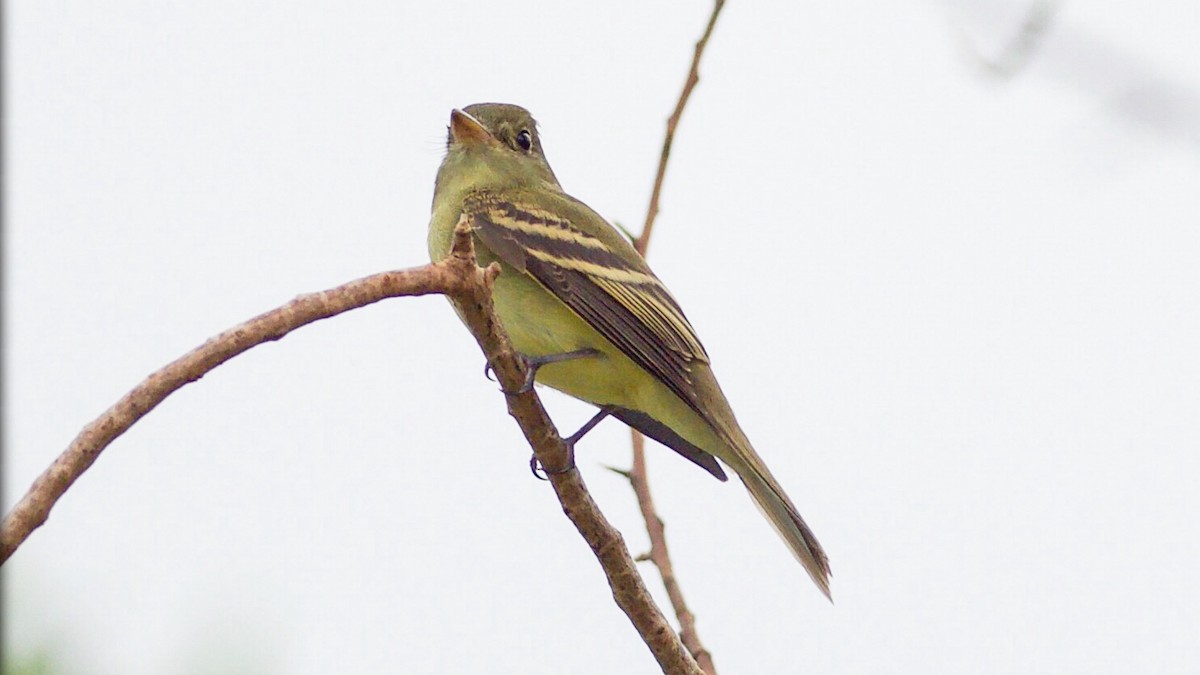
636;0;726;255
627;2;727;673
631;434;717;674
1;219;703;675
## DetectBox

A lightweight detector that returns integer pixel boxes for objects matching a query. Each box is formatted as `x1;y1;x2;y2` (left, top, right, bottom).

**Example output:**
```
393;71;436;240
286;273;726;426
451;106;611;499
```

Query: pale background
5;1;1198;673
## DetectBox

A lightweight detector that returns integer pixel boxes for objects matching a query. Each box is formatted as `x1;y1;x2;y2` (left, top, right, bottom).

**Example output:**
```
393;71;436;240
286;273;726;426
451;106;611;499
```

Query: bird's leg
484;348;599;394
530;406;613;480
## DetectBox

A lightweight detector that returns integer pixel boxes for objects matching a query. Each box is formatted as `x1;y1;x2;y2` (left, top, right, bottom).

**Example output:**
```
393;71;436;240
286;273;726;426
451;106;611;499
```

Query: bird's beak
449;109;495;147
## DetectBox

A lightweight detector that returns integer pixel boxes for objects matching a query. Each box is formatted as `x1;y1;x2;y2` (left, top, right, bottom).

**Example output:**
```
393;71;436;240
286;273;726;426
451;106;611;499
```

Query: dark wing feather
610;407;728;481
465;191;717;444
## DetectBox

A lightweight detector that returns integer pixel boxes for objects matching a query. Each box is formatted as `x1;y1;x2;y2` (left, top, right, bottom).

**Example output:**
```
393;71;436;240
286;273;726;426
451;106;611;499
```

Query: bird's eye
515;130;533;152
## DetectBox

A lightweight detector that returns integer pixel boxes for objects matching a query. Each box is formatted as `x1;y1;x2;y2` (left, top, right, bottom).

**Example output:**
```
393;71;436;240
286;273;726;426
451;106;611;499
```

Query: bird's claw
485;358;535;393
498;359;537;395
485;349;598;394
529;454;548;480
529;450;575;480
525;407;609;481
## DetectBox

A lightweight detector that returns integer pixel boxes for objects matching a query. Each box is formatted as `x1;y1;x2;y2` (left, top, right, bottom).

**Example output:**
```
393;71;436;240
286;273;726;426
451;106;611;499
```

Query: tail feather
736;459;832;600
671;362;831;598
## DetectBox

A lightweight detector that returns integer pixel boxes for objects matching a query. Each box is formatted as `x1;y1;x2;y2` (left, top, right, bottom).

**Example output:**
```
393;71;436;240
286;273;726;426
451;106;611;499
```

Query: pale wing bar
467;195;714;430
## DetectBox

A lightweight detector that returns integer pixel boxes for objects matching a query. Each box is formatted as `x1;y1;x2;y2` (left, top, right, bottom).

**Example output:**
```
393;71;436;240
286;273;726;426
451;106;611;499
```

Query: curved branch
1;262;454;563
1;219;702;675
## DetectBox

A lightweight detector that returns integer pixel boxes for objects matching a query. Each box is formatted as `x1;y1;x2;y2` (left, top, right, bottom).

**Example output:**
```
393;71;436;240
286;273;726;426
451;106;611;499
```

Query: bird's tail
680;364;831;598
728;450;832;600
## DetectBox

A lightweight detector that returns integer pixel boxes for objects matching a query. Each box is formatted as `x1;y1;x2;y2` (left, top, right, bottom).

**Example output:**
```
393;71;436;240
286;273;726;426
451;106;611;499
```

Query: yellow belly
489;261;728;458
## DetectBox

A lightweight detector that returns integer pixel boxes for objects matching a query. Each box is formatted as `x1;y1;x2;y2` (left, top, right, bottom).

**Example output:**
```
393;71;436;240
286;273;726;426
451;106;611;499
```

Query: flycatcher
428;103;831;599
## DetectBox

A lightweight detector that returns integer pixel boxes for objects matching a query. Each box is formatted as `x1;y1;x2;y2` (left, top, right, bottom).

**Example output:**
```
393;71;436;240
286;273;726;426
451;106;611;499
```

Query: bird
428;102;831;599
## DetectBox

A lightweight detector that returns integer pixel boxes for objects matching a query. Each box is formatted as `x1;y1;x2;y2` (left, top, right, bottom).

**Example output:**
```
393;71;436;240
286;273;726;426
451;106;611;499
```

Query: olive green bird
428;103;831;599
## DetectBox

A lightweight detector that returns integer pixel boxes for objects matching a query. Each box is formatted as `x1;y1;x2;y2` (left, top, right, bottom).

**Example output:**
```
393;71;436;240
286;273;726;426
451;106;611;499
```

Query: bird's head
435;103;560;196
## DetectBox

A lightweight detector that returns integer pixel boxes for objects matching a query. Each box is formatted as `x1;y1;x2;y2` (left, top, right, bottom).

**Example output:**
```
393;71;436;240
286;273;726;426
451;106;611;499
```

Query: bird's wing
464;192;710;416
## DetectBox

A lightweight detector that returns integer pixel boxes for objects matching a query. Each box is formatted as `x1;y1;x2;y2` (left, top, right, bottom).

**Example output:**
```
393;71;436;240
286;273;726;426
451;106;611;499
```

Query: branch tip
450;214;477;262
603;464;633;479
483;262;502;286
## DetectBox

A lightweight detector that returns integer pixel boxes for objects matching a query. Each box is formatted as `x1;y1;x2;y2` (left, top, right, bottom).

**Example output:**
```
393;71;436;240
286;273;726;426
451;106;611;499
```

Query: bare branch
1;263;455;563
636;0;726;256
630;434;717;674
1;217;703;675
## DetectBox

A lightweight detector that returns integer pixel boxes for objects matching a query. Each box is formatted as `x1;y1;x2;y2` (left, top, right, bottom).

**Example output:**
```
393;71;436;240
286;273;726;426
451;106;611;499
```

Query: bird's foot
485;348;599;394
529;407;613;480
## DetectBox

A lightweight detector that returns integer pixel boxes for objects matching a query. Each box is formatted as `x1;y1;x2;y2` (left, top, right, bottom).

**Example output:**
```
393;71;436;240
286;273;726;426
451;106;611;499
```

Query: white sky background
5;1;1198;673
